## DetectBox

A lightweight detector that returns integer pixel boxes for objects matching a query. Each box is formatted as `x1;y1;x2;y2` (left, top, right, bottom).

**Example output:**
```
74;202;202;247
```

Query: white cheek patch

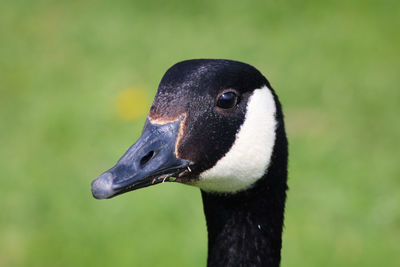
195;86;277;193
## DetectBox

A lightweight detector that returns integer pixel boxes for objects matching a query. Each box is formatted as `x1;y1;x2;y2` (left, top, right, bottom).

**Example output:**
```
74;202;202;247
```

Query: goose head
91;59;280;198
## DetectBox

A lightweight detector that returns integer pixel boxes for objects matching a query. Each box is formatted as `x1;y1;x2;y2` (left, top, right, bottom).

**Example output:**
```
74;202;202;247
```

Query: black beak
91;118;191;199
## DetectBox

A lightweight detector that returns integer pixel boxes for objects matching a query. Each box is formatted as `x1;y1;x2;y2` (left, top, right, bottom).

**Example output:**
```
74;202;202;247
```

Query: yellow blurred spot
115;87;150;120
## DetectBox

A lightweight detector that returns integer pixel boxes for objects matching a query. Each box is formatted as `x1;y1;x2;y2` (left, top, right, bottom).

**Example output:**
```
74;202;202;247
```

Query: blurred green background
1;0;399;266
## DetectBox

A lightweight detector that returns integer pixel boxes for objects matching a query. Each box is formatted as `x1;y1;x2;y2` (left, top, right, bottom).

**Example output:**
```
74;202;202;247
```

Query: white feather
195;86;277;193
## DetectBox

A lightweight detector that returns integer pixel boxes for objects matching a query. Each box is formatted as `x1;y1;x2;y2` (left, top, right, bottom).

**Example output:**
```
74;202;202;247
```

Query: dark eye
216;91;238;109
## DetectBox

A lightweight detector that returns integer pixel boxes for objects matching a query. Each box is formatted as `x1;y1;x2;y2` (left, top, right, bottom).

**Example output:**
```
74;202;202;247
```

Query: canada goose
91;59;288;267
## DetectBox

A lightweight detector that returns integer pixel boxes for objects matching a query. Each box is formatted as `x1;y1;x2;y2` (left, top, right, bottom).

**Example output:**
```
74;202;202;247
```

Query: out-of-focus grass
0;0;399;266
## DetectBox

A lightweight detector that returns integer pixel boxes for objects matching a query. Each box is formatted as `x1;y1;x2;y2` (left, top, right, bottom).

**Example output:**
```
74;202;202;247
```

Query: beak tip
91;172;114;199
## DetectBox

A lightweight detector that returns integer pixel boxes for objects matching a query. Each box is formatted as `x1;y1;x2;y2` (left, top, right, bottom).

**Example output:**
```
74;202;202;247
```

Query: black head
91;59;283;198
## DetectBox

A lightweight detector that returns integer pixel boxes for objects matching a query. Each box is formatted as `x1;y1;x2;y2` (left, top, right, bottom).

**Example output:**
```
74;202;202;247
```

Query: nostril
140;151;154;166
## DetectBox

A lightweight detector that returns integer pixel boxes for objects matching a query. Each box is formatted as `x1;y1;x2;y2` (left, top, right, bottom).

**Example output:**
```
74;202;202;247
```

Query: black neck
201;179;287;267
201;96;288;267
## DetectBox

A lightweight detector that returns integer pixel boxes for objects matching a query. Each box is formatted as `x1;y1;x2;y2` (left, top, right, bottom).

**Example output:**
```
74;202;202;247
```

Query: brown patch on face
148;98;186;124
175;113;188;159
148;112;189;160
148;115;181;125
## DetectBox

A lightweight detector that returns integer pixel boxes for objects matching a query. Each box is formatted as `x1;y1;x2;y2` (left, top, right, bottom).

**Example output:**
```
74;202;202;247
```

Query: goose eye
216;91;238;109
